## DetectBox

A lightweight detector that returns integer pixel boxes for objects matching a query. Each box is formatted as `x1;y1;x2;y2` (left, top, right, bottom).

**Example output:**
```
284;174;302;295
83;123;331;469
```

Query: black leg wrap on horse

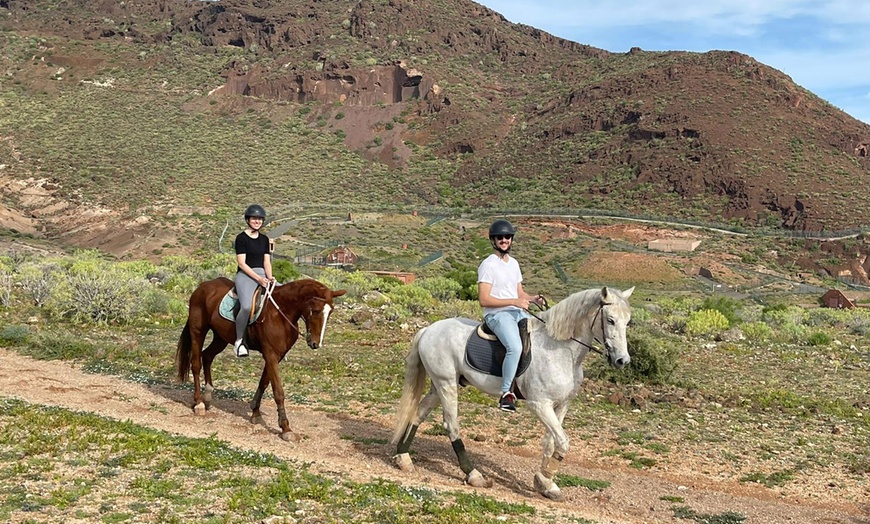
451;439;474;474
396;424;418;454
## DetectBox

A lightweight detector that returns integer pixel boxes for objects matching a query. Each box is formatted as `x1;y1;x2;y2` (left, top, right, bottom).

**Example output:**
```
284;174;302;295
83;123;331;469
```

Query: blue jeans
484;308;528;393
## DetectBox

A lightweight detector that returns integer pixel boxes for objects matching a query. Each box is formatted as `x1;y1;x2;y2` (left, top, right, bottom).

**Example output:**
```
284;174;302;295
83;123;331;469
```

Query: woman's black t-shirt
235;232;271;270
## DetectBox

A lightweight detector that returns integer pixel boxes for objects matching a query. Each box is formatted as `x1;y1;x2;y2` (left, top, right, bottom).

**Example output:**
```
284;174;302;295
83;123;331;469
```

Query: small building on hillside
820;289;856;309
648;239;701;253
326;246;358;266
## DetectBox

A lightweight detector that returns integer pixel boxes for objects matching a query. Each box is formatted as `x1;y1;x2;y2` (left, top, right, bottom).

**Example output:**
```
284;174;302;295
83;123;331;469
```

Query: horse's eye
607;317;615;325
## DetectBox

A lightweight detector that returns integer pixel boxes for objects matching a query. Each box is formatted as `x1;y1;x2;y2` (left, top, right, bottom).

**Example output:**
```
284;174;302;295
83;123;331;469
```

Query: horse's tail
176;321;192;383
391;327;429;446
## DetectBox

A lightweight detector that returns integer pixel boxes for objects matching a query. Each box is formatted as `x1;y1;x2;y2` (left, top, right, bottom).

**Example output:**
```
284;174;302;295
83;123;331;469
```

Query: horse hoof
250;414;264;426
193;402;207;416
465;469;493;488
280;431;301;442
534;472;564;501
392;453;415;472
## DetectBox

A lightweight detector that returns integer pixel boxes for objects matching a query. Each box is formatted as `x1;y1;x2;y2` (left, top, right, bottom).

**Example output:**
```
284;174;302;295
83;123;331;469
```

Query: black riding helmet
488;219;516;254
244;204;267;220
488;219;516;238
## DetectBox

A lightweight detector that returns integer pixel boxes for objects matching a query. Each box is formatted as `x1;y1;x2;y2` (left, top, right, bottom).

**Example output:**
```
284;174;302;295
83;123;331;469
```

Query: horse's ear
600;286;610;303
332;289;347;298
622;286;635;299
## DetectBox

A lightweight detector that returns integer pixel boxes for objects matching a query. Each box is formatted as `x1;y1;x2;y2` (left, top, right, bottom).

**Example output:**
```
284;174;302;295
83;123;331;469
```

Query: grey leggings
235;268;265;341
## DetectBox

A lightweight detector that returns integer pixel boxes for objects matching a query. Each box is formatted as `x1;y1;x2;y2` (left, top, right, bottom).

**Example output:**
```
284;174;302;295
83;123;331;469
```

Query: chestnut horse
176;277;346;441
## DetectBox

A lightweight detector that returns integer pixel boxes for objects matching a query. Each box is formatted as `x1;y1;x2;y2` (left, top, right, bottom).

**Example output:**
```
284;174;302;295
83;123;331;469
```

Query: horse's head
597;286;634;368
301;285;347;349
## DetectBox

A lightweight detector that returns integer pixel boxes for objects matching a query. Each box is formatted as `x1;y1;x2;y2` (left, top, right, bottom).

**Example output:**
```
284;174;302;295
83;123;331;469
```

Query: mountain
1;0;869;257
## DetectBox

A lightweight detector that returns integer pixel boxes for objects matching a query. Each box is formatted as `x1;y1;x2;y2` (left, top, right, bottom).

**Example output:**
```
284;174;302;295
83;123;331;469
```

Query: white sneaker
233;339;248;358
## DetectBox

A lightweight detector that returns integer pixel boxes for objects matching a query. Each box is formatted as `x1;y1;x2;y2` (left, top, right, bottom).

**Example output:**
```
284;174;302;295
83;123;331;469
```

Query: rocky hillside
1;0;869;246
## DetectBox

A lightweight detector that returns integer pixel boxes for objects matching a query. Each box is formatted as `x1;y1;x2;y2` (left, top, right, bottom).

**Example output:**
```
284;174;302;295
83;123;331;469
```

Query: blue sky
475;1;870;124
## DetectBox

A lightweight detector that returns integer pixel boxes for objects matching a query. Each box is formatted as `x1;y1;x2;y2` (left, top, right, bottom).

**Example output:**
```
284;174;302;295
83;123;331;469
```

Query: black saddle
463;318;532;396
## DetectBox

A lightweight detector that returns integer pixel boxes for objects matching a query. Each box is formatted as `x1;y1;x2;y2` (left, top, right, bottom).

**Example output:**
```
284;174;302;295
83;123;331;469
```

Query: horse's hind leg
527;400;570;501
437;382;492;488
200;336;226;411
394;386;441;459
248;367;270;427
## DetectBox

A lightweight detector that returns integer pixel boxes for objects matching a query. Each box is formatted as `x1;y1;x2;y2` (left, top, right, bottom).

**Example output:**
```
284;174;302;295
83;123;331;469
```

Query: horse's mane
274;278;327;297
541;288;604;341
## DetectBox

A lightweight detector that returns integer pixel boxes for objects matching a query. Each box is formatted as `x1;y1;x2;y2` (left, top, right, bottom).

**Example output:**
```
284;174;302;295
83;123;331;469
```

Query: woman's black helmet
488;219;516;238
244;204;267;220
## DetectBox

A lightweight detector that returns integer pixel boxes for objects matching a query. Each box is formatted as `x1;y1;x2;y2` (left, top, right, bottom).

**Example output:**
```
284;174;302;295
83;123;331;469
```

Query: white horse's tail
391;328;428;445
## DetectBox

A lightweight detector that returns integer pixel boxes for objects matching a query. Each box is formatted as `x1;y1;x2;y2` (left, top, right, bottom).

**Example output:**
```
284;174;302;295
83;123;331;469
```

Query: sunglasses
493;235;513;241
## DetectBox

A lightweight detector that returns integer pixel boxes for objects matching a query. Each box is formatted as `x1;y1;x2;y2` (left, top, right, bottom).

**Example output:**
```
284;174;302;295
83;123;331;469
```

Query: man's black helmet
244;204;267;220
488;219;516;238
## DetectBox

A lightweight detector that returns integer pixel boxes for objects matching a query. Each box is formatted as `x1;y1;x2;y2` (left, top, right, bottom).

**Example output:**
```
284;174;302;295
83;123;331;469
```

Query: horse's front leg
526;399;571;501
263;351;299;442
436;381;492;488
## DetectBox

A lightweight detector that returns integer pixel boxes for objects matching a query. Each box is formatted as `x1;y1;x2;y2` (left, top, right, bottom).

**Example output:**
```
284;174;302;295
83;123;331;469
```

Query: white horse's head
597;286;634;368
542;286;634;368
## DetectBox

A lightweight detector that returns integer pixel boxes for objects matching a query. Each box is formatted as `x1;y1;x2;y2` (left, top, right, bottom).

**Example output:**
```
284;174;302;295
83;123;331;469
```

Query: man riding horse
477;219;544;412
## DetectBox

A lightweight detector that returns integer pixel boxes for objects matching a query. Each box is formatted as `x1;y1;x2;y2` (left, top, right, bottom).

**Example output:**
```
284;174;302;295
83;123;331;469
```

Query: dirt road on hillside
0;349;867;523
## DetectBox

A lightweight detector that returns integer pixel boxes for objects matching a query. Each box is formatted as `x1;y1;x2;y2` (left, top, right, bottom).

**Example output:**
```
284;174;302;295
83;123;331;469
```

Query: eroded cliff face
218;60;441;109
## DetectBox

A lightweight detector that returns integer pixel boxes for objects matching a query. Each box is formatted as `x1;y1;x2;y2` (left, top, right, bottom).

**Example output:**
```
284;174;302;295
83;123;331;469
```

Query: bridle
526;298;609;357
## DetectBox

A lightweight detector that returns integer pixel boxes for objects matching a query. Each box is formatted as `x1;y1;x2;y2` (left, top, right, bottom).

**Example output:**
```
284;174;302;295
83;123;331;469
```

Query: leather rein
256;280;299;334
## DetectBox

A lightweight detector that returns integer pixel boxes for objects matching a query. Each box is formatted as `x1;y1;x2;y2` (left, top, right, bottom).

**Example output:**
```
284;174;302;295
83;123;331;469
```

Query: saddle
463;318;532;399
218;286;266;324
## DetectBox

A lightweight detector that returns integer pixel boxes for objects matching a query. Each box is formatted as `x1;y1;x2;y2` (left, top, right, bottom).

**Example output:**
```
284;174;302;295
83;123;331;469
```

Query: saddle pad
465;325;531;377
219;291;261;324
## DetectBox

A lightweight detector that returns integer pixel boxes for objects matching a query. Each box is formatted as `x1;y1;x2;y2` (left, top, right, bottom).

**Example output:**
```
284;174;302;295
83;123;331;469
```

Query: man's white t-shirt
477;253;523;316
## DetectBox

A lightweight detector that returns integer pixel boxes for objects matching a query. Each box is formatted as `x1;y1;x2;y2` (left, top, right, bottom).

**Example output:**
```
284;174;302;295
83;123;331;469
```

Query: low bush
685;309;729;337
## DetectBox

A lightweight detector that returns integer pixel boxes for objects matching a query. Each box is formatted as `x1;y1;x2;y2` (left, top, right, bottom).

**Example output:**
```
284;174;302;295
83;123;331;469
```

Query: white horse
391;286;633;500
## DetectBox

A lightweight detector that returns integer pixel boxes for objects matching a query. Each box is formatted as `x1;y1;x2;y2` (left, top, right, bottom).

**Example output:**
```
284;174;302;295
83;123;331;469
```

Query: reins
526;297;609;357
258;280;299;334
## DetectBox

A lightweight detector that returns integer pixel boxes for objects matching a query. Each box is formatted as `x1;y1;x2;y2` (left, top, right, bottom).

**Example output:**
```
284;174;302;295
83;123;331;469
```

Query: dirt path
0;348;867;524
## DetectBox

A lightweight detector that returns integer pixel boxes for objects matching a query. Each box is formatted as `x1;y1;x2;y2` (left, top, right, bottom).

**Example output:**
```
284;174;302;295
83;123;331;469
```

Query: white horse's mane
540;288;602;340
540;287;632;341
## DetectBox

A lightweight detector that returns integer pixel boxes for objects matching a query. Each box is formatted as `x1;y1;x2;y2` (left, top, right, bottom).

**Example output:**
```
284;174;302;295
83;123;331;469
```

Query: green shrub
271;258;300;283
387;284;434;316
845;310;870;335
417;276;462;302
444;267;477;301
762;305;807;329
47;267;150;324
0;324;30;345
24;330;95;360
383;303;410;322
17;262;61;307
588;329;678;385
685;309;729;337
741;321;773;344
806;331;831;346
700;295;741;324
